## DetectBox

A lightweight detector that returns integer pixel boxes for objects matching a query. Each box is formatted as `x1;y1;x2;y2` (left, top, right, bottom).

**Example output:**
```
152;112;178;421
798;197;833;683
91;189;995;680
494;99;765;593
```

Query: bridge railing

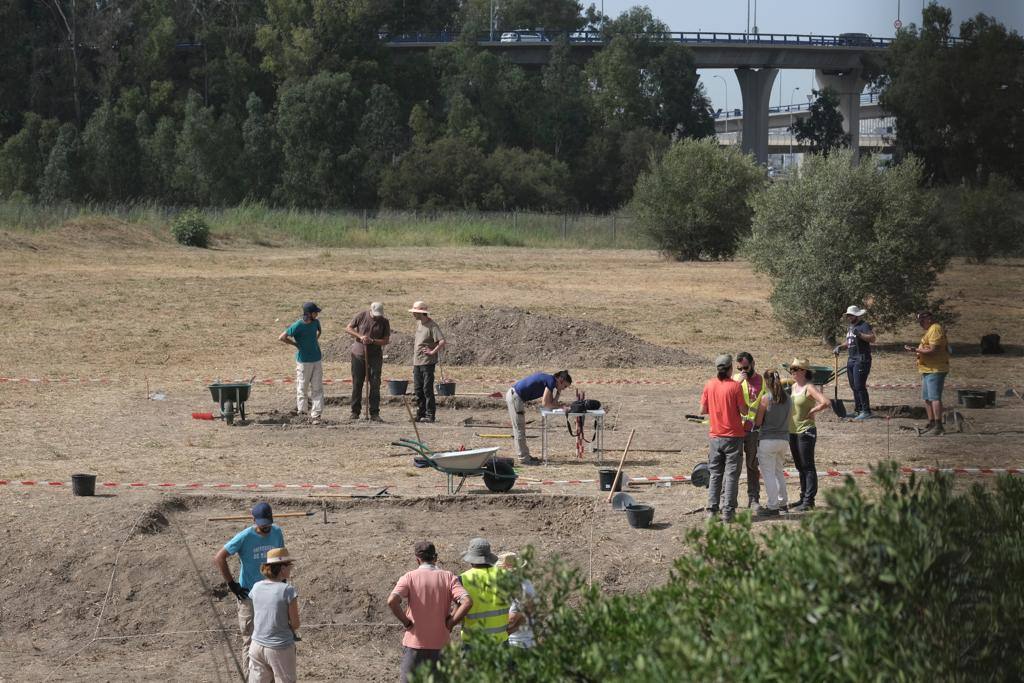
383;30;896;47
717;90;884;119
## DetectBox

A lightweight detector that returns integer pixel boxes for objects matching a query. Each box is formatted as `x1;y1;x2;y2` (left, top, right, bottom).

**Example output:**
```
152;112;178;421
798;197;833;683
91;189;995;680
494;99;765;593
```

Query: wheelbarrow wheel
483;460;517;493
224;400;235;425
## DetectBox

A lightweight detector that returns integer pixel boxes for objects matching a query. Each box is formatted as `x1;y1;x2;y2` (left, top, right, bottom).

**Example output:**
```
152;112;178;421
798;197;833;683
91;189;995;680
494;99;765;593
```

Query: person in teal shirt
279;301;323;421
213;502;285;675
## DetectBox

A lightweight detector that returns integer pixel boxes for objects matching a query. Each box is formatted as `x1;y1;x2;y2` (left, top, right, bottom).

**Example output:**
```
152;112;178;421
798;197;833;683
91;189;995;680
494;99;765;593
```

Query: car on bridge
838;32;875;47
500;31;549;43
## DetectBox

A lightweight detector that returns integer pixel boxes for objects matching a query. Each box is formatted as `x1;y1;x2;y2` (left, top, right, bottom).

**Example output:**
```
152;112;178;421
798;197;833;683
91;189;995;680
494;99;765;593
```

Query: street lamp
712;74;729;137
789;86;801;158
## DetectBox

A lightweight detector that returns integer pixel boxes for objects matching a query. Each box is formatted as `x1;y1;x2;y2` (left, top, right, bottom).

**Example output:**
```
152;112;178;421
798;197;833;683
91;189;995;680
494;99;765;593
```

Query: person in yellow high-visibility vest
732;352;767;512
459;538;511;644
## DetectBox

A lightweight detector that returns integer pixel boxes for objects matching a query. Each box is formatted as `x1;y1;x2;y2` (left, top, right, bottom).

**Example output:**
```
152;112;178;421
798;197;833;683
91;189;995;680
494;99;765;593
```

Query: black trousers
789;428;818;505
847;356;872;414
413;364;436;418
351;353;382;416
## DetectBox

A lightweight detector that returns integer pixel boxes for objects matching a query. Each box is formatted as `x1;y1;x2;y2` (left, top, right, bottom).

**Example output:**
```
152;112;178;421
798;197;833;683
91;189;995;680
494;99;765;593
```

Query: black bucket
71;473;96;496
599;469;622;492
436;381;456;397
625;504;654;528
963;394;987;409
387;379;409;396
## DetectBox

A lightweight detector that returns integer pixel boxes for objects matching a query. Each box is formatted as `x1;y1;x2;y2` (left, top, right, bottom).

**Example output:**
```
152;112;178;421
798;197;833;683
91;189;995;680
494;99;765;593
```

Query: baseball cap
715;353;733;369
302;302;321;315
251;502;273;526
370;302;384;317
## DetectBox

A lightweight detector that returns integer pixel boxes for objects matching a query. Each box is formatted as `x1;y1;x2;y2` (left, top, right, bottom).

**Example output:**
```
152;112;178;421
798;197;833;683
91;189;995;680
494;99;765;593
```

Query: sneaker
749;500;762;513
350;413;361;421
518;456;542;466
919;421;935;435
787;500;805;510
852;411;873;421
756;507;780;517
792;502;815;512
706;509;720;522
417;416;435;423
310;417;322;425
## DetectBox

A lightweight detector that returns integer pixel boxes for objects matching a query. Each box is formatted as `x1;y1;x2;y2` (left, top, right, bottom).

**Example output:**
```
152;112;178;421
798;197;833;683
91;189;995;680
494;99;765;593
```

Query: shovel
830;353;848;418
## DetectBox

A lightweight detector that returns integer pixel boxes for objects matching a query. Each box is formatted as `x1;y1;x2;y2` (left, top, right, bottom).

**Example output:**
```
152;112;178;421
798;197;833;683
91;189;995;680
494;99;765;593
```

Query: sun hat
302;302;321;314
788;358;811;372
414;541;437;561
845;305;866;317
370;302;384;317
462;537;498;565
497;551;527;570
264;547;296;565
691;462;710;488
251;502;273;526
714;353;733;369
408;301;430;314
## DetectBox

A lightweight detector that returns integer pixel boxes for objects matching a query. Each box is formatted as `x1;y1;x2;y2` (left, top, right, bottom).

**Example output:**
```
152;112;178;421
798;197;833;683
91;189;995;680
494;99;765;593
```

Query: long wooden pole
363;341;371;419
606;428;635;503
404;395;422;444
206;511;313;522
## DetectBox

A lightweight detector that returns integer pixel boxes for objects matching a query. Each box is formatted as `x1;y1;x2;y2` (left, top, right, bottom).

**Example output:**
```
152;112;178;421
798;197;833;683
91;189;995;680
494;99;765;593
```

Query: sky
595;1;1024;112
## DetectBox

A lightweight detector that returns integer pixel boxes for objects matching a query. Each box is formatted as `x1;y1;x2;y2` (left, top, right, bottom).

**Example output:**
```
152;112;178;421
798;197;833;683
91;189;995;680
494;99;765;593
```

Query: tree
744;151;948;343
788;88;850;154
951;175;1022;263
82;99;142;200
0;113;60;197
173;92;243;205
241;93;280;200
39;122;82;202
879;6;1024;185
632;137;764;260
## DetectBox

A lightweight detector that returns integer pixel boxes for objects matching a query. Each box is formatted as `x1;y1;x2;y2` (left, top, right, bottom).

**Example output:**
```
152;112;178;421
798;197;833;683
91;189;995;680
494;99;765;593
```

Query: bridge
385;31;898;164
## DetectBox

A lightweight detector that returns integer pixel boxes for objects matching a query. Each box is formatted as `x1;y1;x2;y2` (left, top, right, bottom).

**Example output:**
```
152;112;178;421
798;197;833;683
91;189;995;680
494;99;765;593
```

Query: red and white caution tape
5;467;1019;493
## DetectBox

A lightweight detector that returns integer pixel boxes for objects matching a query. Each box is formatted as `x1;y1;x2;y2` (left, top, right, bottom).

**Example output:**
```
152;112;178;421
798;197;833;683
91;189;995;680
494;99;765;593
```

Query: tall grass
0;199;655;250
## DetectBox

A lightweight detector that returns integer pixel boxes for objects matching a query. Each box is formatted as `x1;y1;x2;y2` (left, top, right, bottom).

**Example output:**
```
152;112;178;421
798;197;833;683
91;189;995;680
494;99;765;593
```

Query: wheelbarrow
391;438;518;494
207;382;252;424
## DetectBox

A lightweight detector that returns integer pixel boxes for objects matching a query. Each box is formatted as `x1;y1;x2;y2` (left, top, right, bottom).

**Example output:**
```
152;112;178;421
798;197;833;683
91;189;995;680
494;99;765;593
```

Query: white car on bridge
500;31;548;43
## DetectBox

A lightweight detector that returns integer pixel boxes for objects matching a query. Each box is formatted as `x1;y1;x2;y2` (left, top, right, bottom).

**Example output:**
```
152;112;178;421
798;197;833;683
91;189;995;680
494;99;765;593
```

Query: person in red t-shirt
388;541;472;683
700;354;748;522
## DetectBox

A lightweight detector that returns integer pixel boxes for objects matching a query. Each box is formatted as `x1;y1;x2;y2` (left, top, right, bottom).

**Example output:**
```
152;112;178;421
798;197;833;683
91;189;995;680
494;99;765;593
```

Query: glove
228;580;249;601
832;345;842;356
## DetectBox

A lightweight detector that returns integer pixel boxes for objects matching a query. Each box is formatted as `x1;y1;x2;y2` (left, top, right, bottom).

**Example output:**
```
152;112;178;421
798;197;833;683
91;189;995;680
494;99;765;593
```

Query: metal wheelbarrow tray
392;438;518;494
208;382;252;424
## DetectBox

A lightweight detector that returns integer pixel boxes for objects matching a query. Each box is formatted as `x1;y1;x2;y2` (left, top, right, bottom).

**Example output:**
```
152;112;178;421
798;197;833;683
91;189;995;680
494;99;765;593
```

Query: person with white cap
409;301;446;423
278;302;323;423
699;354;748;522
248;547;300;682
459;538;512;644
345;302;391;421
213;502;285;674
833;305;877;420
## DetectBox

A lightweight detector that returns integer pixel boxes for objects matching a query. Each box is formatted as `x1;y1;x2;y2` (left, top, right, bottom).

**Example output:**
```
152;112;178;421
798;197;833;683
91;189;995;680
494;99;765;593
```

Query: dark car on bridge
838;32;875;47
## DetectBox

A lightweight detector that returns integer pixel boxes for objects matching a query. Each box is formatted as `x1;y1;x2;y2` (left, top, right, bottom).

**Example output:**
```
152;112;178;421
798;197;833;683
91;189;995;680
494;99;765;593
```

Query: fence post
561;214;567;240
611;214;616;245
513;211;518;231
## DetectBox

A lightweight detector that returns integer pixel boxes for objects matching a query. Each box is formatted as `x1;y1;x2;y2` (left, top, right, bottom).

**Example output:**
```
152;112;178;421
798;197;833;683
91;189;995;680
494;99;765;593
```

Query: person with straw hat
409;301;446;423
345;302;391;421
248;547;300;683
834;304;877;421
459;538;512;644
497;551;537;649
388;541;472;683
786;358;830;511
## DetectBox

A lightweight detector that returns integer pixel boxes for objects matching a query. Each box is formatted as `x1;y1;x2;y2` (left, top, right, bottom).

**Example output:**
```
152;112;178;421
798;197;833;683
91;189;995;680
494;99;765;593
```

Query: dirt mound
324;307;702;368
51;217;167;249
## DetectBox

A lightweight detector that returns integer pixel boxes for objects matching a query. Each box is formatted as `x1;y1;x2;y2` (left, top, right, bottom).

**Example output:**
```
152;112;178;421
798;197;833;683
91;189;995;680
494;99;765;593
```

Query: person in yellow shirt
904;311;950;436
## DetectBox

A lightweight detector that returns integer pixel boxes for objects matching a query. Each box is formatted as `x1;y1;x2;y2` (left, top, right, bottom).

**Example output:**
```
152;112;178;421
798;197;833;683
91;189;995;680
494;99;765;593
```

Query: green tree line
0;1;714;212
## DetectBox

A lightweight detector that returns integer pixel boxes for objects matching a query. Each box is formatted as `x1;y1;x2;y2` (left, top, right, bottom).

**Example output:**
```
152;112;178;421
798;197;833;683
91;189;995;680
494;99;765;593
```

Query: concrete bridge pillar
734;67;778;165
815;69;867;162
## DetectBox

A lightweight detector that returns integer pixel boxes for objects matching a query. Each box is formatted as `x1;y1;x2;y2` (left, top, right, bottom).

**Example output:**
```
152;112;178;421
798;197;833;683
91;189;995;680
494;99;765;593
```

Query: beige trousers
295;361;324;418
237;597;255;674
505;388;530;459
248;642;297;683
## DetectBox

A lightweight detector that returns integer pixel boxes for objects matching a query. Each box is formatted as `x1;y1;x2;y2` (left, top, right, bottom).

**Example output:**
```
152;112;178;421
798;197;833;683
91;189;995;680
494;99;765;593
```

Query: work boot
919;420;936;435
369;414;384;423
756;507;780;518
518;455;542;466
417;415;435;423
792;502;815;512
928;423;945;436
706;508;720;522
749;500;762;513
350;413;361;421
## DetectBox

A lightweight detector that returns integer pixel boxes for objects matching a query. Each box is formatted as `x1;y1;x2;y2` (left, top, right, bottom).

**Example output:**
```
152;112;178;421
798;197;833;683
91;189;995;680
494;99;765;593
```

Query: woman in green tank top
787;358;830;511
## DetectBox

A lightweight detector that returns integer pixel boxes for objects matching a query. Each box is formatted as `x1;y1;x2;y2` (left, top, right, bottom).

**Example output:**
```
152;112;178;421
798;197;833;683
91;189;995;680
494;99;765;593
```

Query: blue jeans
847;356;872;414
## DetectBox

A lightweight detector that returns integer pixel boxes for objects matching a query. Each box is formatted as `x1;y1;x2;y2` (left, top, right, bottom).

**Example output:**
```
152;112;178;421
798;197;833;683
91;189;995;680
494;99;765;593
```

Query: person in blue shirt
279;302;323;423
505;370;572;464
833;305;877;421
213;502;285;675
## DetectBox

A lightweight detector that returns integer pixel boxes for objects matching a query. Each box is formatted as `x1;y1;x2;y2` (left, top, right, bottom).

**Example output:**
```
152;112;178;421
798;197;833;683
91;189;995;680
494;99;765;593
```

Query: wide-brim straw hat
788;358;811;372
264;547;297;565
408;301;430;314
845;305;867;317
497;551;528;570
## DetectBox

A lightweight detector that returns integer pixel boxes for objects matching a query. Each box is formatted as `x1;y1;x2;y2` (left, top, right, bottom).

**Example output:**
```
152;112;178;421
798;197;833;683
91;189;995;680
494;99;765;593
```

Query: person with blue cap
213;501;285;675
279;302;324;423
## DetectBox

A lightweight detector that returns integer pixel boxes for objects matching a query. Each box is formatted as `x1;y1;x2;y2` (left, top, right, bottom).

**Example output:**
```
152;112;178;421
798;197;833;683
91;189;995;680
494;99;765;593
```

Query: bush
171;210;210;247
744;151;947;343
951;175;1021;263
434;465;1024;682
631;137;764;261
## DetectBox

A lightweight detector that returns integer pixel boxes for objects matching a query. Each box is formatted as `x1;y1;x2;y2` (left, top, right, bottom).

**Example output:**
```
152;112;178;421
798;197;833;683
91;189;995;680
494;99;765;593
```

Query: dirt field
2;221;1023;681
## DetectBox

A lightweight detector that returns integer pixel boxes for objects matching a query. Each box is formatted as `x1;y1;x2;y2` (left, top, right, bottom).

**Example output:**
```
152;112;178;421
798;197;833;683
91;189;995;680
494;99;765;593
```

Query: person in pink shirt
387;541;473;683
699;354;748;522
